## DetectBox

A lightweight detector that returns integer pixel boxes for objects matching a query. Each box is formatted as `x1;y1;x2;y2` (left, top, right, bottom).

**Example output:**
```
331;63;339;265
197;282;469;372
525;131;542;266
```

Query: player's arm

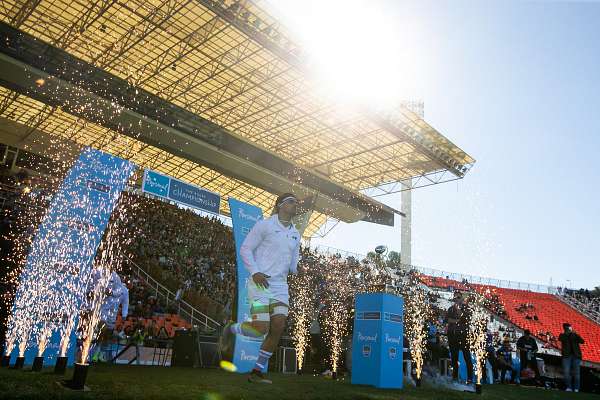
289;239;301;275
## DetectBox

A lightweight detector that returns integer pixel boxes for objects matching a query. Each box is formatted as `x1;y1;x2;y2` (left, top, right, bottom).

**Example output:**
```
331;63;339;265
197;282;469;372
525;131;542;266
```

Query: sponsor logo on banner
385;333;402;344
357;311;381;320
389;347;397;359
390;313;402;323
60;218;96;233
142;170;170;197
362;345;371;357
358;332;378;342
169;179;220;213
238;208;261;223
86;180;111;193
240;349;259;362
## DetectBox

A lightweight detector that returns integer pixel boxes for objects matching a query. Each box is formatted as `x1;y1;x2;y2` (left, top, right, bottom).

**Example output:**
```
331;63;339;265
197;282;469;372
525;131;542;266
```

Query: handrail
125;256;221;332
558;293;600;325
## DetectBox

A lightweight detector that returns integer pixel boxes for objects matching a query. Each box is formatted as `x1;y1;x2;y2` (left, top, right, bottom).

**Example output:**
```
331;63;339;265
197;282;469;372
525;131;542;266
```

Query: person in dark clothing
496;338;516;383
559;322;585;392
484;332;498;383
516;329;541;382
447;292;474;383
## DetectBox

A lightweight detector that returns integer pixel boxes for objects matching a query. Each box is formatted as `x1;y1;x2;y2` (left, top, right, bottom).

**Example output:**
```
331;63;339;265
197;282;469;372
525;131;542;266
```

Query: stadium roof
0;0;475;237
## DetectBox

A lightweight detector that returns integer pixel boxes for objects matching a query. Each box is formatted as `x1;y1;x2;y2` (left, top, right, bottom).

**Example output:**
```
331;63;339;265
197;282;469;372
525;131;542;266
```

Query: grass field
0;364;594;400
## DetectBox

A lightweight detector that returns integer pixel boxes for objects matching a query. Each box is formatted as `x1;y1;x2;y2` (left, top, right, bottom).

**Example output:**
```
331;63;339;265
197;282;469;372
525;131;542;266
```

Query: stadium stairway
557;293;600;325
126;257;221;333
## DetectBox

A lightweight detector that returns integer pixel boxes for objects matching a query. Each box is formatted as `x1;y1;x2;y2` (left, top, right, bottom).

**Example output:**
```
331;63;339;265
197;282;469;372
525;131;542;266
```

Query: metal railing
558;294;600;325
126;256;221;332
310;244;559;294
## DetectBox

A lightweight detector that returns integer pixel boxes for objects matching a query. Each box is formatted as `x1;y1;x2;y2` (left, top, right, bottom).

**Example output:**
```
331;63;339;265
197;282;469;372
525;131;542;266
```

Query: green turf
0;365;591;400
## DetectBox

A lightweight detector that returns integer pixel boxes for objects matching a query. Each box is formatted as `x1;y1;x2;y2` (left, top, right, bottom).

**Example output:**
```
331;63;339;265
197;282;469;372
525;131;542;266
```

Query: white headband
278;196;297;207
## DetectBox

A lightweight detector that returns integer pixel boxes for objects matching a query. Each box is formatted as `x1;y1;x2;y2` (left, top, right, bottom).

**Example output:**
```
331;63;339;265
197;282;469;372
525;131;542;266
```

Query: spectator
446;291;474;383
559;322;585;392
496;338;516;384
131;320;147;366
484;332;498;383
516;329;541;383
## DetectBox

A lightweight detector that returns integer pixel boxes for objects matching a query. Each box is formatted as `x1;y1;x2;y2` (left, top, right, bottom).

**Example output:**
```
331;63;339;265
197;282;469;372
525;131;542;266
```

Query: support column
400;179;412;268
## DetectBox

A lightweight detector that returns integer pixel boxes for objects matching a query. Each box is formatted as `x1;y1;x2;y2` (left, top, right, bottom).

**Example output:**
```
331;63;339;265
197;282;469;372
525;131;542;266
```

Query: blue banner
228;198;264;373
142;169;169;197
8;148;135;365
142;169;220;214
351;293;404;389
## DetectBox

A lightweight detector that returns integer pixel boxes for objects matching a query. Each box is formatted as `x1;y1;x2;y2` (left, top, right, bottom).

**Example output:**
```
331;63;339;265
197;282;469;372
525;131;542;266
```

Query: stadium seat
480;286;600;363
420;275;600;364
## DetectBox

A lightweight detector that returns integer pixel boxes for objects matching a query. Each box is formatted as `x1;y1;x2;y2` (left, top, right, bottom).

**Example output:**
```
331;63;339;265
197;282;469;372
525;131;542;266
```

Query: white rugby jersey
240;214;301;283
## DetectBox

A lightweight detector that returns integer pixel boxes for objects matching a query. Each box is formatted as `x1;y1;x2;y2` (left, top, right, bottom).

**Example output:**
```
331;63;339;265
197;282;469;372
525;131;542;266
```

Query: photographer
559;323;585;392
516;329;541;383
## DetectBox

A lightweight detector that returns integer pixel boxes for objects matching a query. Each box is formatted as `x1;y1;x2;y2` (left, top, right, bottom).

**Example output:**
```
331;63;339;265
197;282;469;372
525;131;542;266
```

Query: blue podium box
351;292;404;389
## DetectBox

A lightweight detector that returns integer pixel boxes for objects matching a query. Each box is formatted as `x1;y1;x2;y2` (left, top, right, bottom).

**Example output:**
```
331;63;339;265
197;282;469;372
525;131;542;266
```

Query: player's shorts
248;280;289;322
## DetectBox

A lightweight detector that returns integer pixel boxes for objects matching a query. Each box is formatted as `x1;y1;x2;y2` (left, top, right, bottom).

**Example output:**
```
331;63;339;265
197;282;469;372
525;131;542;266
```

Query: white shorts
247;281;289;321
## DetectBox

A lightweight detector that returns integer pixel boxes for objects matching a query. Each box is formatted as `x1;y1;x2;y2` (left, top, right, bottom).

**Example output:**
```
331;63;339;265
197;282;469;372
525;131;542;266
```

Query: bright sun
266;0;423;109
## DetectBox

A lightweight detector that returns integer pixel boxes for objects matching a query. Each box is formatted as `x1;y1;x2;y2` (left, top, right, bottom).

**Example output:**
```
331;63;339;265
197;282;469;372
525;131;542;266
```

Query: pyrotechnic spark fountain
58;313;76;358
2;185;51;358
75;196;134;364
403;280;431;385
467;292;489;393
289;256;317;372
1;143;74;360
78;266;112;364
36;321;51;357
321;257;357;376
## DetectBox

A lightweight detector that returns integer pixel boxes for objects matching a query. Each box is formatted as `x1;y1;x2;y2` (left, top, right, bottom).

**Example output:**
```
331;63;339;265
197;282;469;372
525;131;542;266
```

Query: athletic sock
253;349;272;372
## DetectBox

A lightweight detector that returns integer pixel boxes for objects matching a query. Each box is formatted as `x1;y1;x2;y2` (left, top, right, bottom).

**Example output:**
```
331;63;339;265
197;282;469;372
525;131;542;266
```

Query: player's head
563;323;572;333
273;193;298;217
523;329;531;337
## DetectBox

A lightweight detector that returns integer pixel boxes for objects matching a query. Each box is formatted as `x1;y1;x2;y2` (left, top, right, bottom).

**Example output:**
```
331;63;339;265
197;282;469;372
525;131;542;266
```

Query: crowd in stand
119;193;237;322
484;293;508;319
564;288;600;315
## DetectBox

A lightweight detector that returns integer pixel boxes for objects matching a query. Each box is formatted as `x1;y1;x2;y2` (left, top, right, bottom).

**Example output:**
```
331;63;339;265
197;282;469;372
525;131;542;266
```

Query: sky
271;1;600;290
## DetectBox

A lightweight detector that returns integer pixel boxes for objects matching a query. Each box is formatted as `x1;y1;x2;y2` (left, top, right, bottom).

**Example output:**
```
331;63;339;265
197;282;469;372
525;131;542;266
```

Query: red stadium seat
479;286;600;363
420;275;600;363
